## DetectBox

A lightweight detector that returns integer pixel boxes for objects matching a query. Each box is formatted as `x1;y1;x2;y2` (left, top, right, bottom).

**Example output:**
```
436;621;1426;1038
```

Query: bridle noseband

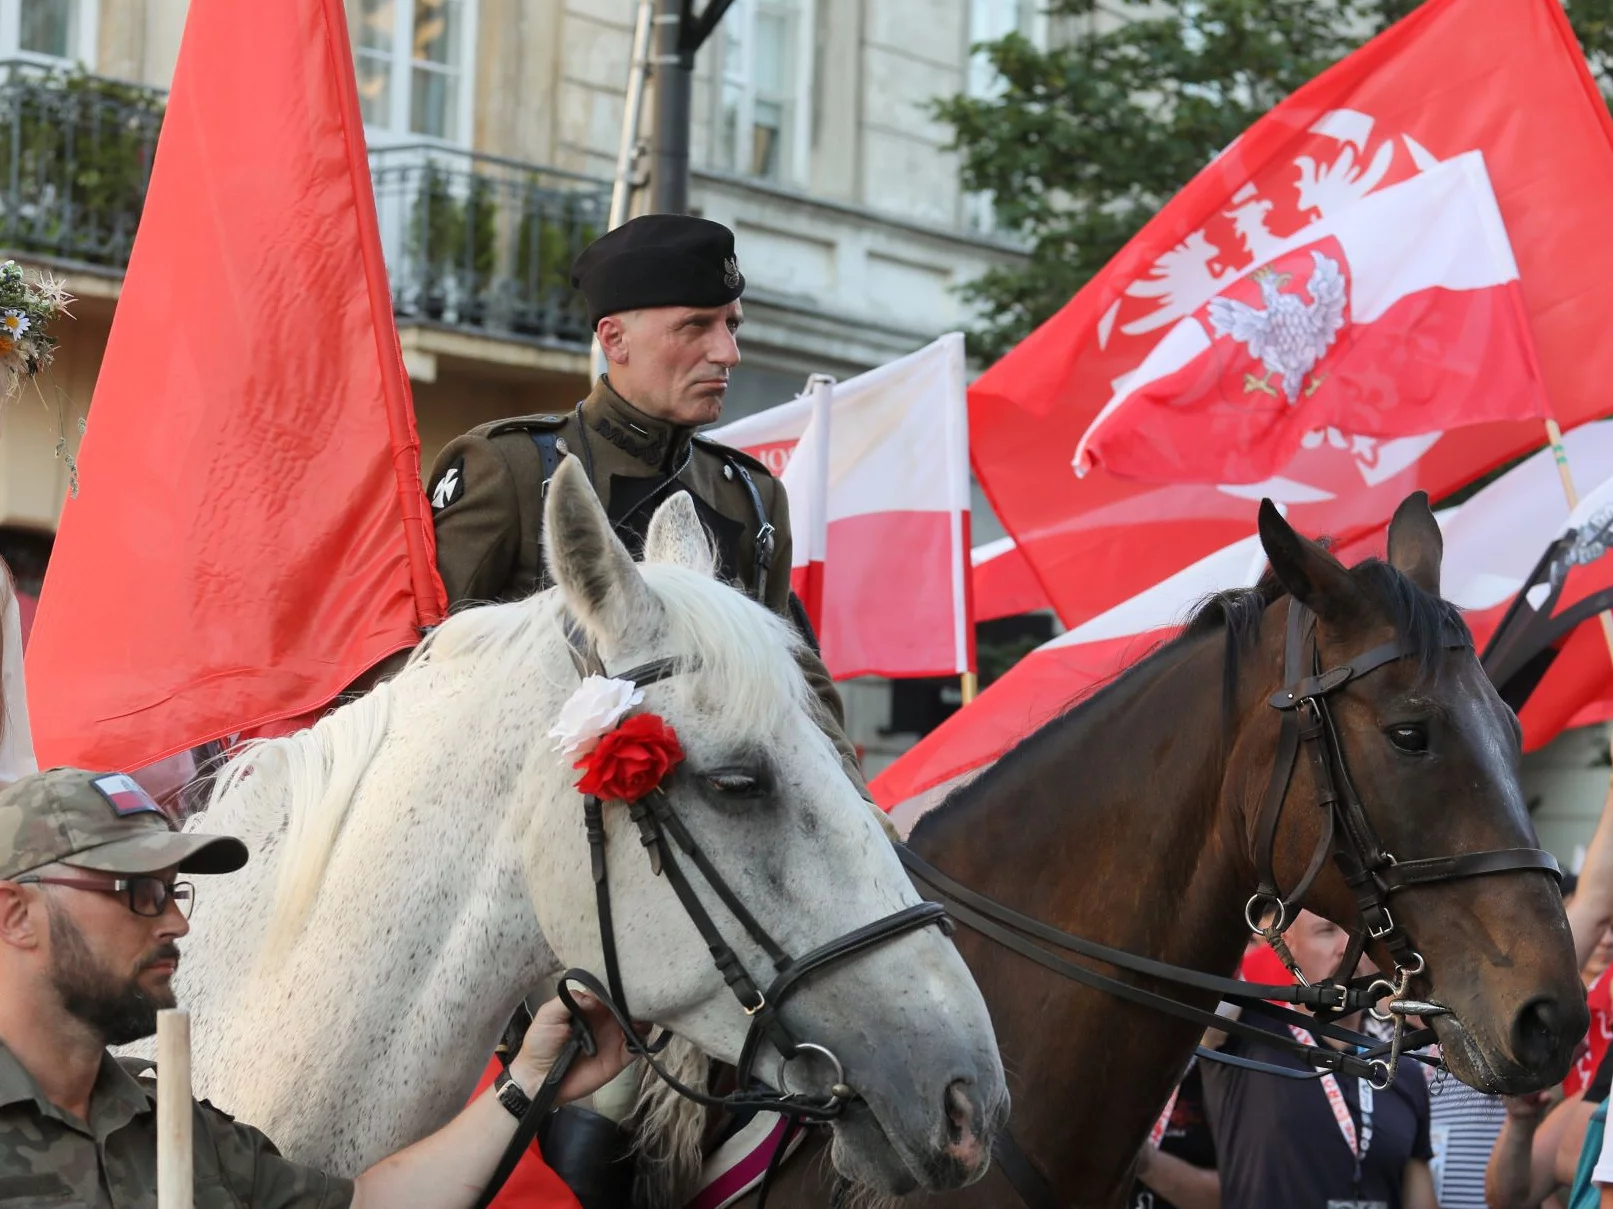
473;620;953;1209
1247;600;1561;1025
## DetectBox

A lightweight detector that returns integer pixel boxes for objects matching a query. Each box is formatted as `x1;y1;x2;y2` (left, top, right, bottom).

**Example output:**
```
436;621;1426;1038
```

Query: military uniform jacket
426;377;866;789
0;1041;351;1208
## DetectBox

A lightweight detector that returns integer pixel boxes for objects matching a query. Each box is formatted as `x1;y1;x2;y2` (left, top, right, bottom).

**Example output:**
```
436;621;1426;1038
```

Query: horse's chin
1432;1013;1565;1095
828;1099;988;1196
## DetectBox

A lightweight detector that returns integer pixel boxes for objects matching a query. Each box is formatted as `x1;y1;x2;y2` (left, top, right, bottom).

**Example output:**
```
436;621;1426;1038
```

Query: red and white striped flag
710;334;974;680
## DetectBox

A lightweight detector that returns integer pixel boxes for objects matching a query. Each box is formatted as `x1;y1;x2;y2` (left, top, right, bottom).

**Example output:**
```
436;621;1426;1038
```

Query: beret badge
722;256;743;290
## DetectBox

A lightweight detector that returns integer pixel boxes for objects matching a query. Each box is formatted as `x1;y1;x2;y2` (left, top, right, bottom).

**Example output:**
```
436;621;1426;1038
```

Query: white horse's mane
196;559;812;964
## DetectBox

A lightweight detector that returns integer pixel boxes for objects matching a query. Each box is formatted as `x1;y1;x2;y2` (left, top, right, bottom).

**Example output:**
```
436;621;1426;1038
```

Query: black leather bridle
473;622;952;1209
899;598;1563;1209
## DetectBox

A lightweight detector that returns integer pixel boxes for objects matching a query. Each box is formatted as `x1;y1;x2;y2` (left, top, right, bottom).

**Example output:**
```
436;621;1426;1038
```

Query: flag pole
1543;417;1613;659
156;1009;192;1209
960;672;978;705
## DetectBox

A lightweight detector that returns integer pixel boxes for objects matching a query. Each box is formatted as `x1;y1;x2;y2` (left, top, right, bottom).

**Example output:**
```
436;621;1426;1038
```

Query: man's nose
710;328;740;368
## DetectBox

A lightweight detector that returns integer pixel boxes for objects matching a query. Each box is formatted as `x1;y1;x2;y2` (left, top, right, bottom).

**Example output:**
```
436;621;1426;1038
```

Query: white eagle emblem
1207;250;1348;404
722;257;742;290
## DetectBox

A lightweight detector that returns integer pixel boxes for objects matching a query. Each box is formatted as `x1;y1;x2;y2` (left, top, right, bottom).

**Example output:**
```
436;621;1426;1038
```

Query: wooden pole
1543;418;1613;660
960;671;978;705
157;1009;192;1209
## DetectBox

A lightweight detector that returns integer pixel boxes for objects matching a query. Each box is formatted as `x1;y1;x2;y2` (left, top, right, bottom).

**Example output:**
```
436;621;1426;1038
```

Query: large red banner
26;0;445;772
972;0;1613;628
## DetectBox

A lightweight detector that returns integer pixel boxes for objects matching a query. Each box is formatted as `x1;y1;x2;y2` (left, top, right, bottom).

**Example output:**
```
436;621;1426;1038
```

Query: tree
938;0;1613;363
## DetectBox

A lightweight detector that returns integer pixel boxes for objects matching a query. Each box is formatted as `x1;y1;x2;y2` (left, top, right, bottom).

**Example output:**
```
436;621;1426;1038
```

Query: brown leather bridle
1246;600;1561;1013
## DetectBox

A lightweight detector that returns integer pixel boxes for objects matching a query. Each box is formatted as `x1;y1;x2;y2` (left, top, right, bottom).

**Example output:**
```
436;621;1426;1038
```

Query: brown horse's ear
1258;499;1366;625
1386;490;1442;596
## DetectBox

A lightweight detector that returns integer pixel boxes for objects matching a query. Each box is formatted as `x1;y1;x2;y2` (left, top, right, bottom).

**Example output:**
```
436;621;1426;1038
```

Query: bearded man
0;766;630;1208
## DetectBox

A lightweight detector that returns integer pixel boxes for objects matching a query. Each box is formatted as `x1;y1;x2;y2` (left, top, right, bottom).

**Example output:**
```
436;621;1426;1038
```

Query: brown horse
744;493;1585;1208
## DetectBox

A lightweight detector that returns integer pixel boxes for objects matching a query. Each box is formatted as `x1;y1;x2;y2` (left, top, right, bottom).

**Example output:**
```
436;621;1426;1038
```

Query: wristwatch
494;1067;533;1120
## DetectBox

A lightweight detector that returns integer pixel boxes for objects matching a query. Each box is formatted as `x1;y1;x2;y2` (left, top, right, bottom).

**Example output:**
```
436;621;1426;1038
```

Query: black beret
570;214;746;328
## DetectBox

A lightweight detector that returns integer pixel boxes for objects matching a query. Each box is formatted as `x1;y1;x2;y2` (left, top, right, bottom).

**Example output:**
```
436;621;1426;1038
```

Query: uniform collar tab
584;377;695;472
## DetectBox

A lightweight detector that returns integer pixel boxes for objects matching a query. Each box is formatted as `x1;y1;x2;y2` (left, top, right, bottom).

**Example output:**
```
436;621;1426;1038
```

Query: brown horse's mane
921;556;1472;831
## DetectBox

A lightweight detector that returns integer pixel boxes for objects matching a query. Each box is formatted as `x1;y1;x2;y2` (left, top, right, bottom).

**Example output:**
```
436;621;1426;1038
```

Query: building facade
0;0;1037;771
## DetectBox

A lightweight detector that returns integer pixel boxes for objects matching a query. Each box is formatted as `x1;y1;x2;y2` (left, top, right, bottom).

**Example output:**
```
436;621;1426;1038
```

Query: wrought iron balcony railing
0;60;163;271
367;145;608;347
0;64;609;350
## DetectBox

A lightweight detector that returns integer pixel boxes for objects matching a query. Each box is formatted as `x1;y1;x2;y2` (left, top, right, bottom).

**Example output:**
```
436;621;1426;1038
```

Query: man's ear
597;315;629;366
0;882;42;951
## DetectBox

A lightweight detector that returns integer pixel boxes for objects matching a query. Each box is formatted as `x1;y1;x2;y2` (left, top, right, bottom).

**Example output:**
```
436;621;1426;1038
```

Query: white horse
151;459;1006;1200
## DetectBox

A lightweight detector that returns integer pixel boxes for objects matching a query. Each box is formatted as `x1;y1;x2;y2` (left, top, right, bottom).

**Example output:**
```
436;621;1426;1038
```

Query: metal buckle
1367;906;1396;940
743;993;768;1017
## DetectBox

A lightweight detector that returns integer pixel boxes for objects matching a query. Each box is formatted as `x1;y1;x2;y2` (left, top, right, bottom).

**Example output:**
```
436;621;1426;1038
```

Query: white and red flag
971;537;1052;622
710;334;974;680
971;0;1613;630
874;420;1613;822
1073;153;1551;484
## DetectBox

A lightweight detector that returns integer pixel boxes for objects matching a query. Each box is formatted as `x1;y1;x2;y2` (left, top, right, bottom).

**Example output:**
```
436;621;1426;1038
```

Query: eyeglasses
15;875;195;920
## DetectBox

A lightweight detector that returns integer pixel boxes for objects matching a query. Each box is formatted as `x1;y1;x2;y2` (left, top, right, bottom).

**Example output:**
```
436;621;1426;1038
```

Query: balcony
368;145;607;349
0;63;609;351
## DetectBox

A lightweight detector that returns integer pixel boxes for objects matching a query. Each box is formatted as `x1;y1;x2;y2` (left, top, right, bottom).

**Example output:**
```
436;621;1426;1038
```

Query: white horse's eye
707;772;765;798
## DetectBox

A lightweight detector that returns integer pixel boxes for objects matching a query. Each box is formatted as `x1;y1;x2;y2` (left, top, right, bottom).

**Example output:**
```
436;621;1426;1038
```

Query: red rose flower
574;713;685;801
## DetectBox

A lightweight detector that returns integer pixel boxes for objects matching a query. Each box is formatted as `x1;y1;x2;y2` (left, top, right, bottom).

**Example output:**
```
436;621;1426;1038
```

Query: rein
900;598;1562;1209
473;620;951;1209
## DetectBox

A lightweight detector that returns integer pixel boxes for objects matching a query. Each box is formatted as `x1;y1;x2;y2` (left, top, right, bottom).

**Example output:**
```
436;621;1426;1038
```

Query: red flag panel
25;0;445;772
972;0;1613;628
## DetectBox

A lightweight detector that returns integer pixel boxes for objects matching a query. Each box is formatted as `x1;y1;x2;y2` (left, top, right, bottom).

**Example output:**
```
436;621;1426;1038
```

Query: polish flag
1072;154;1551;485
972;538;1052;622
710;334;974;680
970;0;1613;631
874;422;1613;822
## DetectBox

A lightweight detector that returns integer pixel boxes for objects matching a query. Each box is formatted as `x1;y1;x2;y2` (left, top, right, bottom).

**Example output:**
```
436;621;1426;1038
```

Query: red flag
875;419;1613;820
25;0;445;772
1073;156;1551;484
971;538;1051;622
972;0;1613;628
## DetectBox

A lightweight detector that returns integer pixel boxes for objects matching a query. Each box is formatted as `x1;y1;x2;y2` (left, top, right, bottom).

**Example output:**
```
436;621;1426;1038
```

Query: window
0;0;96;65
713;0;812;184
962;0;1040;234
353;0;476;145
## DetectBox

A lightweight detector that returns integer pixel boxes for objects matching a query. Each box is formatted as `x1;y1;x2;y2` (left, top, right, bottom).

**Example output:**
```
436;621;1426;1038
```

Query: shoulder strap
725;456;775;603
525;428;569;593
531;429;565;491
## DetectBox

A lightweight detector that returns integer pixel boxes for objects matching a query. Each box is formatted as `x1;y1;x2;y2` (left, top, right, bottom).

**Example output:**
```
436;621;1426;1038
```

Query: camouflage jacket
0;1041;351;1208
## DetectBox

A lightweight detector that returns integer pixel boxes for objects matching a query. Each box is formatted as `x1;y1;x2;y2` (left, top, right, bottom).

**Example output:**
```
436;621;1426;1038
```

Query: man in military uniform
0;767;630;1208
425;213;871;796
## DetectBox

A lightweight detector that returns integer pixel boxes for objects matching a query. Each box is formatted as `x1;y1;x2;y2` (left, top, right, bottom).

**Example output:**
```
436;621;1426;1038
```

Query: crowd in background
1132;737;1613;1209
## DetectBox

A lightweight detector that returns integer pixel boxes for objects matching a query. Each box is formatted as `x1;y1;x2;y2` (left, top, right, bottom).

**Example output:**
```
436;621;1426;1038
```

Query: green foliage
939;0;1613;362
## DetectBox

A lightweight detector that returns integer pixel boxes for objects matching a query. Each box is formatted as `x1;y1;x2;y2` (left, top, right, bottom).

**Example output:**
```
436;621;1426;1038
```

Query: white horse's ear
544;456;656;636
643;492;715;576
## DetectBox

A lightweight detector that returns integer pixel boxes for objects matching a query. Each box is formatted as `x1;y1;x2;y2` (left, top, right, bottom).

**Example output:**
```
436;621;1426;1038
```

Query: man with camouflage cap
0;767;630;1208
424;213;872;797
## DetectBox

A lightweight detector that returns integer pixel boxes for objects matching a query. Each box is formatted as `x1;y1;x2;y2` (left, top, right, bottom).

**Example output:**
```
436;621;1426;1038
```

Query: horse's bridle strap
1376;847;1562;891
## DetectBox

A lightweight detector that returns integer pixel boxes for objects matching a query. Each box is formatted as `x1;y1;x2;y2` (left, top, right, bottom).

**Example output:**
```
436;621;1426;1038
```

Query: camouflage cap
0;767;248;881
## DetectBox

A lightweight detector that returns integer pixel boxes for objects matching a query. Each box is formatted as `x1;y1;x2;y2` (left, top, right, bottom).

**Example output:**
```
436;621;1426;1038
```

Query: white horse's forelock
217;553;813;969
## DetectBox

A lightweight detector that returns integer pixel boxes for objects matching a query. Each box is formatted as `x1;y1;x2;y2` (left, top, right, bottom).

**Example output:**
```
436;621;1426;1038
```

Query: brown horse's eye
1387;724;1429;754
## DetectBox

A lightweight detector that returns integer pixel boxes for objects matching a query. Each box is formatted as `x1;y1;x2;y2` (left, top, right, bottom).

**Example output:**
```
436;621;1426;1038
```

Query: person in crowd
1200;909;1437;1209
0;766;631;1208
1488;738;1613;1208
1132;1059;1219;1209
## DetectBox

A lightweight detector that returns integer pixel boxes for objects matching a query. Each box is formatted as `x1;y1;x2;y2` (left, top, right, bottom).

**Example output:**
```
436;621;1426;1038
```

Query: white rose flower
550;676;645;757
